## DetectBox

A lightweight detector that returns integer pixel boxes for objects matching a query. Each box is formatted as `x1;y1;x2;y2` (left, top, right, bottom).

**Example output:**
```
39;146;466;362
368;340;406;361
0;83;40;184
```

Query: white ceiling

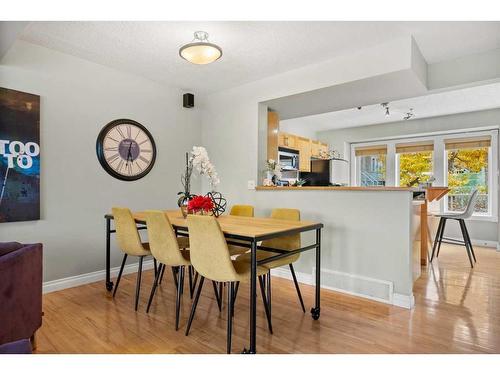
280;82;500;133
18;21;500;94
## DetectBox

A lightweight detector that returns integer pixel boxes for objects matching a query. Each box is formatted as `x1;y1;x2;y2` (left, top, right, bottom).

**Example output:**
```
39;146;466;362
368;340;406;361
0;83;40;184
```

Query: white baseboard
271;267;414;309
42;259;155;294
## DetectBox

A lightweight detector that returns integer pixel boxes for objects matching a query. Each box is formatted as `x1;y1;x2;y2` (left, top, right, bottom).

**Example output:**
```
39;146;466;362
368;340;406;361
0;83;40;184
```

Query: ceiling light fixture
381;102;390;117
403;108;414;121
179;31;222;65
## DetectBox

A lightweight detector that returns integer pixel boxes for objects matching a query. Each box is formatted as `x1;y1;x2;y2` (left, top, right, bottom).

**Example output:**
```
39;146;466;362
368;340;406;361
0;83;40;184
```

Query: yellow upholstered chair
227;204;255;256
144;210;193;330
185;215;271;353
112;207;152;311
229;205;254;217
238;208;305;315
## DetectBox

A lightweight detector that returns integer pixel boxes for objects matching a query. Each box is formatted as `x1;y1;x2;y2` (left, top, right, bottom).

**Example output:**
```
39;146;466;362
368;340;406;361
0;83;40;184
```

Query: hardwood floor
36;244;500;353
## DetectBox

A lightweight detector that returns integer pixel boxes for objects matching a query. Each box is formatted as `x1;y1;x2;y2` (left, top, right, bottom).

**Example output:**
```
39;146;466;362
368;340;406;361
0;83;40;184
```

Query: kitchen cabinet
267;112;279;161
297;137;312;172
319;142;329;155
278;132;298;149
311;140;320;157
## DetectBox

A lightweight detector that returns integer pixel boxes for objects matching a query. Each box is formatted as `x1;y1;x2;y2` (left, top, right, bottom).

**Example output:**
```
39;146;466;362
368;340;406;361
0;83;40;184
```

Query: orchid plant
266;159;282;180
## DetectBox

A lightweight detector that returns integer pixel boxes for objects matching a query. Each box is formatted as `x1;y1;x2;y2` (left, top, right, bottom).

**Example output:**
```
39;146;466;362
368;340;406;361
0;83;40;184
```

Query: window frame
350;129;498;221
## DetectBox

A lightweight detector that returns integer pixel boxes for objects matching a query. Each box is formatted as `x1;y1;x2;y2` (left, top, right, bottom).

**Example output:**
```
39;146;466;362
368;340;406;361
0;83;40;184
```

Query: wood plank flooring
35;244;500;353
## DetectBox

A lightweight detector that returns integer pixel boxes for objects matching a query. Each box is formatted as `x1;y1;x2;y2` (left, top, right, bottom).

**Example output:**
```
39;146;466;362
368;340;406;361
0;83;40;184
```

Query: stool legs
459;219;475;268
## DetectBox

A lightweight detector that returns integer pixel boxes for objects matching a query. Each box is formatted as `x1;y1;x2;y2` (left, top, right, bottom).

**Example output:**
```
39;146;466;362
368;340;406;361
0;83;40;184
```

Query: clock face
96;119;156;181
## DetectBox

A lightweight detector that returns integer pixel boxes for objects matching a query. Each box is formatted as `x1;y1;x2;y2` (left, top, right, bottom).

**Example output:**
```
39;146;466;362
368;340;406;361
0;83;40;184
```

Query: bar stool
430;189;479;267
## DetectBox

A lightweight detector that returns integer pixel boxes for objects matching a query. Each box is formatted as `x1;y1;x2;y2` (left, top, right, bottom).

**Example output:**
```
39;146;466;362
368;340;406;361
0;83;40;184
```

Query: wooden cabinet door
267;112;279;161
297;137;311;172
319;142;329;155
311;140;320;157
278;132;298;149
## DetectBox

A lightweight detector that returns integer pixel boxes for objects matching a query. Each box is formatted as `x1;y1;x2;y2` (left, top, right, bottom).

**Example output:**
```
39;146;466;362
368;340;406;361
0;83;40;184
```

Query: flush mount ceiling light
179;31;222;65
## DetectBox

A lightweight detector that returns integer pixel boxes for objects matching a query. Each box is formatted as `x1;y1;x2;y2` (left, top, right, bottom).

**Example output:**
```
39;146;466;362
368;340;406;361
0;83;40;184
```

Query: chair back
187;215;238;282
461;189;480;219
262;208;301;251
145;210;189;266
112;207;149;256
229;205;254;217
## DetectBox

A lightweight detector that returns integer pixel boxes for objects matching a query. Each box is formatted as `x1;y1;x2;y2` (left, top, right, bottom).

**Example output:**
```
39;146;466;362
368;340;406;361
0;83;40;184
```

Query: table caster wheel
310;307;320;320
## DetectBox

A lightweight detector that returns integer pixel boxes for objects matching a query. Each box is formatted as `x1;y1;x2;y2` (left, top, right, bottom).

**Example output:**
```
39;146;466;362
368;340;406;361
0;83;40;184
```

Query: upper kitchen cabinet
278;132;298;149
267;111;279;161
297;136;312;172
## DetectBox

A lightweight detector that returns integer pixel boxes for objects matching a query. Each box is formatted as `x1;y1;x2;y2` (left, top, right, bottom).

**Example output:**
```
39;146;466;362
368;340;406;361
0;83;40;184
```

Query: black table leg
243;239;257;354
105;217;113;292
311;228;321;320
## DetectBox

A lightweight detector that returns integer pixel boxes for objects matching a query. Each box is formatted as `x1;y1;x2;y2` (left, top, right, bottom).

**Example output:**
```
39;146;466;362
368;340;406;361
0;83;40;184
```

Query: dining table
104;209;324;354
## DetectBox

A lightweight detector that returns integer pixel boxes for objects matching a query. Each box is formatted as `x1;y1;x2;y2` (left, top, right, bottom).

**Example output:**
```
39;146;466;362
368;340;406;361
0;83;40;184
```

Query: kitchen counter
256;186;415;191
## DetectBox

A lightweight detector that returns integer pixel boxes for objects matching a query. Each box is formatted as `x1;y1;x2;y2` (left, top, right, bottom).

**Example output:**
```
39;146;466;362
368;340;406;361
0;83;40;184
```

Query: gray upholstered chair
430;189;479;267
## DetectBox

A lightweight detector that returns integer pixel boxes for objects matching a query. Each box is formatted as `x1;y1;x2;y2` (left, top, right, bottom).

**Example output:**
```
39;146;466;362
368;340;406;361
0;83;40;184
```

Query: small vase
178;193;192;219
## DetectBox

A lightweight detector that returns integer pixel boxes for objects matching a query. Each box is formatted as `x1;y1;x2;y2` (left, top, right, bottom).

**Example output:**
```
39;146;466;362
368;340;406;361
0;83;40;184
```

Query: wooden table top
106;210;323;241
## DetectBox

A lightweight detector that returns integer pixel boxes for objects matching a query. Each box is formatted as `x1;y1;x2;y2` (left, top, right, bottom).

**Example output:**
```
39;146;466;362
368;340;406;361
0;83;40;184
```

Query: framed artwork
0;87;40;223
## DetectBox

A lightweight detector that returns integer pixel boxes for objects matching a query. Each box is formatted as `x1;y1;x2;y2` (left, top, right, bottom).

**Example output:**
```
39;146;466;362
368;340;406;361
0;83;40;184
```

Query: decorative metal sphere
205;191;227;217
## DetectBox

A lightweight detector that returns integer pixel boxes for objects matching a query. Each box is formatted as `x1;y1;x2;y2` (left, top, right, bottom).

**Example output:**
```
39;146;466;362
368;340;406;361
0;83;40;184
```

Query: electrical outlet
247;180;256;190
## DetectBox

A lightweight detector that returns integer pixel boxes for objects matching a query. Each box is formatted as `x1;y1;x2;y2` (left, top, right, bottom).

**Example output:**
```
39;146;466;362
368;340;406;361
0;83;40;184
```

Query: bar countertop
256;186;449;192
256;186;415;191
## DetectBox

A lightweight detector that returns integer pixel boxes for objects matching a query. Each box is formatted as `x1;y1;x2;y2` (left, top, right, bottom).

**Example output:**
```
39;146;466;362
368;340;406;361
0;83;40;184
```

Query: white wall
317;109;500;244
0;41;202;282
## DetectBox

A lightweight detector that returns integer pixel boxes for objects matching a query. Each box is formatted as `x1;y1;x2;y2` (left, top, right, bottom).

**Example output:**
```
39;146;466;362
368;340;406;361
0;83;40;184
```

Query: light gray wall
0;41;202;282
317;109;500;243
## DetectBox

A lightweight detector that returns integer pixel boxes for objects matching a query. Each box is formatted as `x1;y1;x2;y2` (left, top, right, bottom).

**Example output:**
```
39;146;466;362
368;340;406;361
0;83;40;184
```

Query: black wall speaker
183;93;194;108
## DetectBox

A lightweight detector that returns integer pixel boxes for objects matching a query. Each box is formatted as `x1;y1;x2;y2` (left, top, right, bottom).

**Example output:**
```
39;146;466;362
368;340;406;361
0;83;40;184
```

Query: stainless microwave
278;148;299;171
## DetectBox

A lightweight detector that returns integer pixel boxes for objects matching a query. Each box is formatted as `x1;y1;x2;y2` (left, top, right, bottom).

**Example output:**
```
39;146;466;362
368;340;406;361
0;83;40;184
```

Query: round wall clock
96;119;157;181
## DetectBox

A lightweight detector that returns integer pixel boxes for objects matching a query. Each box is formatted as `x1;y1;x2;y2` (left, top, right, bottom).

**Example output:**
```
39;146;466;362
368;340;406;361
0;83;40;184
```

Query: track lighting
381;102;390;117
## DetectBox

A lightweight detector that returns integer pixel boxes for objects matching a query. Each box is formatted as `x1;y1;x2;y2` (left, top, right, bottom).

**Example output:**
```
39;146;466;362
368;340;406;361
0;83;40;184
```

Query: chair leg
436;218;447;258
188;266;194;299
227;282;234;354
212;281;222;311
258;275;273;334
289;264;306;313
219;282;224;309
191;271;199;299
232;281;240;318
171;267;179;288
430;217;444;261
153;258;158;277
459;220;474;268
159;264;166;285
462;220;477;263
146;263;163;313
266;271;272;315
113;254;128;298
175;266;185;330
135;256;144;311
185;276;205;336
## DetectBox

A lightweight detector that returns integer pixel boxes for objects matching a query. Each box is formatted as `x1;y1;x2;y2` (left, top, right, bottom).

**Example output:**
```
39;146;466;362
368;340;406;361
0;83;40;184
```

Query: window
354;145;386;186
396;142;433;187
351;130;498;219
445;136;491;214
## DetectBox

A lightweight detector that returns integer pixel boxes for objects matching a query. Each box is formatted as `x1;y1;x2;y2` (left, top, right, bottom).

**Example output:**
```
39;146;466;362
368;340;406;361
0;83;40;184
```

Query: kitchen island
253;185;445;308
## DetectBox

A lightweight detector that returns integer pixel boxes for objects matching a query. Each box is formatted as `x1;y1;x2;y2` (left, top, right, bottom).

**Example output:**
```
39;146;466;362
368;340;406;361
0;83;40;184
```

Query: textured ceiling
19;21;500;94
280;82;500;132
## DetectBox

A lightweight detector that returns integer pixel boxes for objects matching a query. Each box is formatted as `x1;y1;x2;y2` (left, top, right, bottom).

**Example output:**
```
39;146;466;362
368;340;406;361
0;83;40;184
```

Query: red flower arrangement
187;195;214;214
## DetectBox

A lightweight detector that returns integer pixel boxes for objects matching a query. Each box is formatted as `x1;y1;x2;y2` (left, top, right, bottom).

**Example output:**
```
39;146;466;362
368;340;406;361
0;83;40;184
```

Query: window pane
399;151;433;187
447;147;489;213
358;154;386;186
